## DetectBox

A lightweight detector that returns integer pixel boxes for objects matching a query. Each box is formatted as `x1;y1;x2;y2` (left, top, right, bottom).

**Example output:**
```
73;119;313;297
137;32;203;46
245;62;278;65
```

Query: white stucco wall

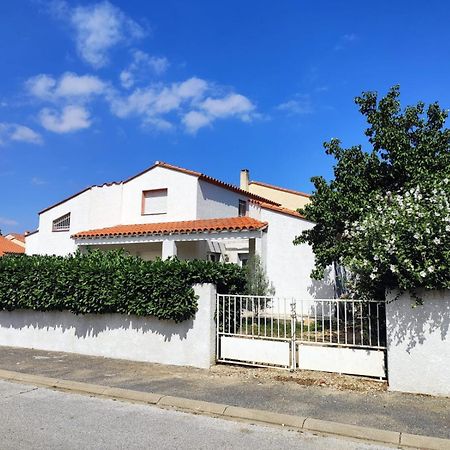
386;289;450;397
255;206;335;299
121;166;199;225
0;284;217;369
196;180;247;219
26;183;124;256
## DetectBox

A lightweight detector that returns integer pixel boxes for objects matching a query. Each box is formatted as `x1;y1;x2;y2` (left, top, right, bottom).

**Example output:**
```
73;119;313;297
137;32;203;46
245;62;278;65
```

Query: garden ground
0;346;448;440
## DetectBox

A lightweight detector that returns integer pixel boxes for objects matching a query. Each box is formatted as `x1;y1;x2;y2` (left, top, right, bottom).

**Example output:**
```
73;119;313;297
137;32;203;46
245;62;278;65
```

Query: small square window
142;189;168;215
207;252;221;263
238;199;247;217
52;213;71;232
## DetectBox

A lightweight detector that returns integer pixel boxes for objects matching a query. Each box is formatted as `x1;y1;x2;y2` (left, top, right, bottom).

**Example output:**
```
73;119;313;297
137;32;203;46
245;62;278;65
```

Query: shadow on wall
387;290;450;353
0;311;194;343
307;266;335;299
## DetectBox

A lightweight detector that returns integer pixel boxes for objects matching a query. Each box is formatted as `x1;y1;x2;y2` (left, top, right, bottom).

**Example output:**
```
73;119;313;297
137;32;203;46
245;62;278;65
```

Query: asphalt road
0;380;390;450
1;347;448;439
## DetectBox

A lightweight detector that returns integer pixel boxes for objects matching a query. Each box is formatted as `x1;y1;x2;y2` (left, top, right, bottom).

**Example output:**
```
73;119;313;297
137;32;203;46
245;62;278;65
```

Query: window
238;253;249;267
142;189;168;215
238;199;247;217
207;252;221;263
52;213;71;232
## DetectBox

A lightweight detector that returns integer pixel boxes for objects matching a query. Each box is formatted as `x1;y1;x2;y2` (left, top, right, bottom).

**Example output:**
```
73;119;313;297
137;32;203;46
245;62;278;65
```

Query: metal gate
216;295;387;378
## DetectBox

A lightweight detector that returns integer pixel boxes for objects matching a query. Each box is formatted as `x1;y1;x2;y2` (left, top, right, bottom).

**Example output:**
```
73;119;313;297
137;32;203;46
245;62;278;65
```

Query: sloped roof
39;161;279;215
0;236;25;256
249;180;311;198
72;216;268;240
250;199;308;220
6;233;26;243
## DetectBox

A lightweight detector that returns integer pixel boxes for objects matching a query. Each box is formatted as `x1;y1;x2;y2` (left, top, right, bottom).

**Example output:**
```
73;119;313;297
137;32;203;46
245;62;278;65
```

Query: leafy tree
244;254;275;296
295;86;450;299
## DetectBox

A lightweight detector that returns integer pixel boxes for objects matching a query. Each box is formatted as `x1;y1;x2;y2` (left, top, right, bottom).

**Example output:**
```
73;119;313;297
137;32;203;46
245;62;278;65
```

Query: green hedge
0;250;246;322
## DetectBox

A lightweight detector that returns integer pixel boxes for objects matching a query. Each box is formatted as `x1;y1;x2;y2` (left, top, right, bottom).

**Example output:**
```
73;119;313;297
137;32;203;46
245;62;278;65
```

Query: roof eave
73;225;268;241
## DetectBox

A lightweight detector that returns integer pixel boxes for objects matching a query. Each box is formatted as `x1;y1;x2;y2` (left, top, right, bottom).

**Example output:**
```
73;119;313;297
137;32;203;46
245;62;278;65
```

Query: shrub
0;250;246;323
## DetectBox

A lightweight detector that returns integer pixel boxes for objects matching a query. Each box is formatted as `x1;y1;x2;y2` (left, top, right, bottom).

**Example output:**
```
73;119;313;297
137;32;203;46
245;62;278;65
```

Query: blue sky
1;0;449;233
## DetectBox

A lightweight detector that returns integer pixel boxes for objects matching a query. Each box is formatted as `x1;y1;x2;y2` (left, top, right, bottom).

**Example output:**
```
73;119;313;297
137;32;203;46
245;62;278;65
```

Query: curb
0;368;448;450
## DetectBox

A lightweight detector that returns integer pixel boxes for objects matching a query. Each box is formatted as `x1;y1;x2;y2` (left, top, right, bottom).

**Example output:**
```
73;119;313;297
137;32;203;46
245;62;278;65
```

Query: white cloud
56;73;106;97
31;177;47;186
0;123;43;145
39;105;91;133
119;71;134;89
182;93;256;134
109;77;209;119
175;77;208;100
10;125;43;144
25;72;257;135
0;216;18;226
147;56;170;75
120;50;169;89
26;73;106;102
109;87;156;118
334;33;358;51
144;116;174;131
200;94;255;119
108;76;257;134
182;111;212;134
69;1;145;68
343;33;357;42
26;74;56;99
277;94;313;116
26;73;103;135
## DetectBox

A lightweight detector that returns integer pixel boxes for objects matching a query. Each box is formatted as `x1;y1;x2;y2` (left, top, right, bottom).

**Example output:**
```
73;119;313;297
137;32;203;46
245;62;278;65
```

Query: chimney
240;169;249;191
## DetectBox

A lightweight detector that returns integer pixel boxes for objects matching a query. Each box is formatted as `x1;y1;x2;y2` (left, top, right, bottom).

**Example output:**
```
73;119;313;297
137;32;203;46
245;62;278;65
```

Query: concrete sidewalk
0;346;448;440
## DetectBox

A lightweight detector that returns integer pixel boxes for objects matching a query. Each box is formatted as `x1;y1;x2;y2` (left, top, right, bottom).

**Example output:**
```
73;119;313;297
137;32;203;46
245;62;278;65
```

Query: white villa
26;162;334;298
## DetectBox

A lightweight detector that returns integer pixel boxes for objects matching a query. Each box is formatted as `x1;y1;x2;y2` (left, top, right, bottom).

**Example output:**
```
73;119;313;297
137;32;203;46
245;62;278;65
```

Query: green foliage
295;86;450;298
0;250;246;322
244;254;275;296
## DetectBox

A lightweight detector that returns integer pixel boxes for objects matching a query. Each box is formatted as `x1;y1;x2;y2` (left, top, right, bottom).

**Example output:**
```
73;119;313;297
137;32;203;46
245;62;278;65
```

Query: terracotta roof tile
72;217;268;239
250;200;308;220
7;233;26;243
0;236;25;256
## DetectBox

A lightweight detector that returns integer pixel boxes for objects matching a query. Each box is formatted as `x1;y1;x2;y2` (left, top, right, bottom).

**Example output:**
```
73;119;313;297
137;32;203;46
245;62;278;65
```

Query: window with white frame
52;213;71;232
142;189;168;215
238;199;247;217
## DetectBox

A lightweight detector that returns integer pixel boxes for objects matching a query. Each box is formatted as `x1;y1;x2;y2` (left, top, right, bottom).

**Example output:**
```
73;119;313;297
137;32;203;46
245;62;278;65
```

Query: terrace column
249;233;267;267
162;240;177;260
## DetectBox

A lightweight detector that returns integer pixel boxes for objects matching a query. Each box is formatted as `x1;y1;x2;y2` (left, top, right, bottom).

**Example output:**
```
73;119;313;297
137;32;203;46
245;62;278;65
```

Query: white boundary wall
386;289;450;397
0;284;216;369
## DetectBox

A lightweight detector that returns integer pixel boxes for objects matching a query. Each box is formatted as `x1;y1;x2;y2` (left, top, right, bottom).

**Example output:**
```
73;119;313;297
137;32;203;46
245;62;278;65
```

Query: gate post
216;293;220;364
290;300;297;371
